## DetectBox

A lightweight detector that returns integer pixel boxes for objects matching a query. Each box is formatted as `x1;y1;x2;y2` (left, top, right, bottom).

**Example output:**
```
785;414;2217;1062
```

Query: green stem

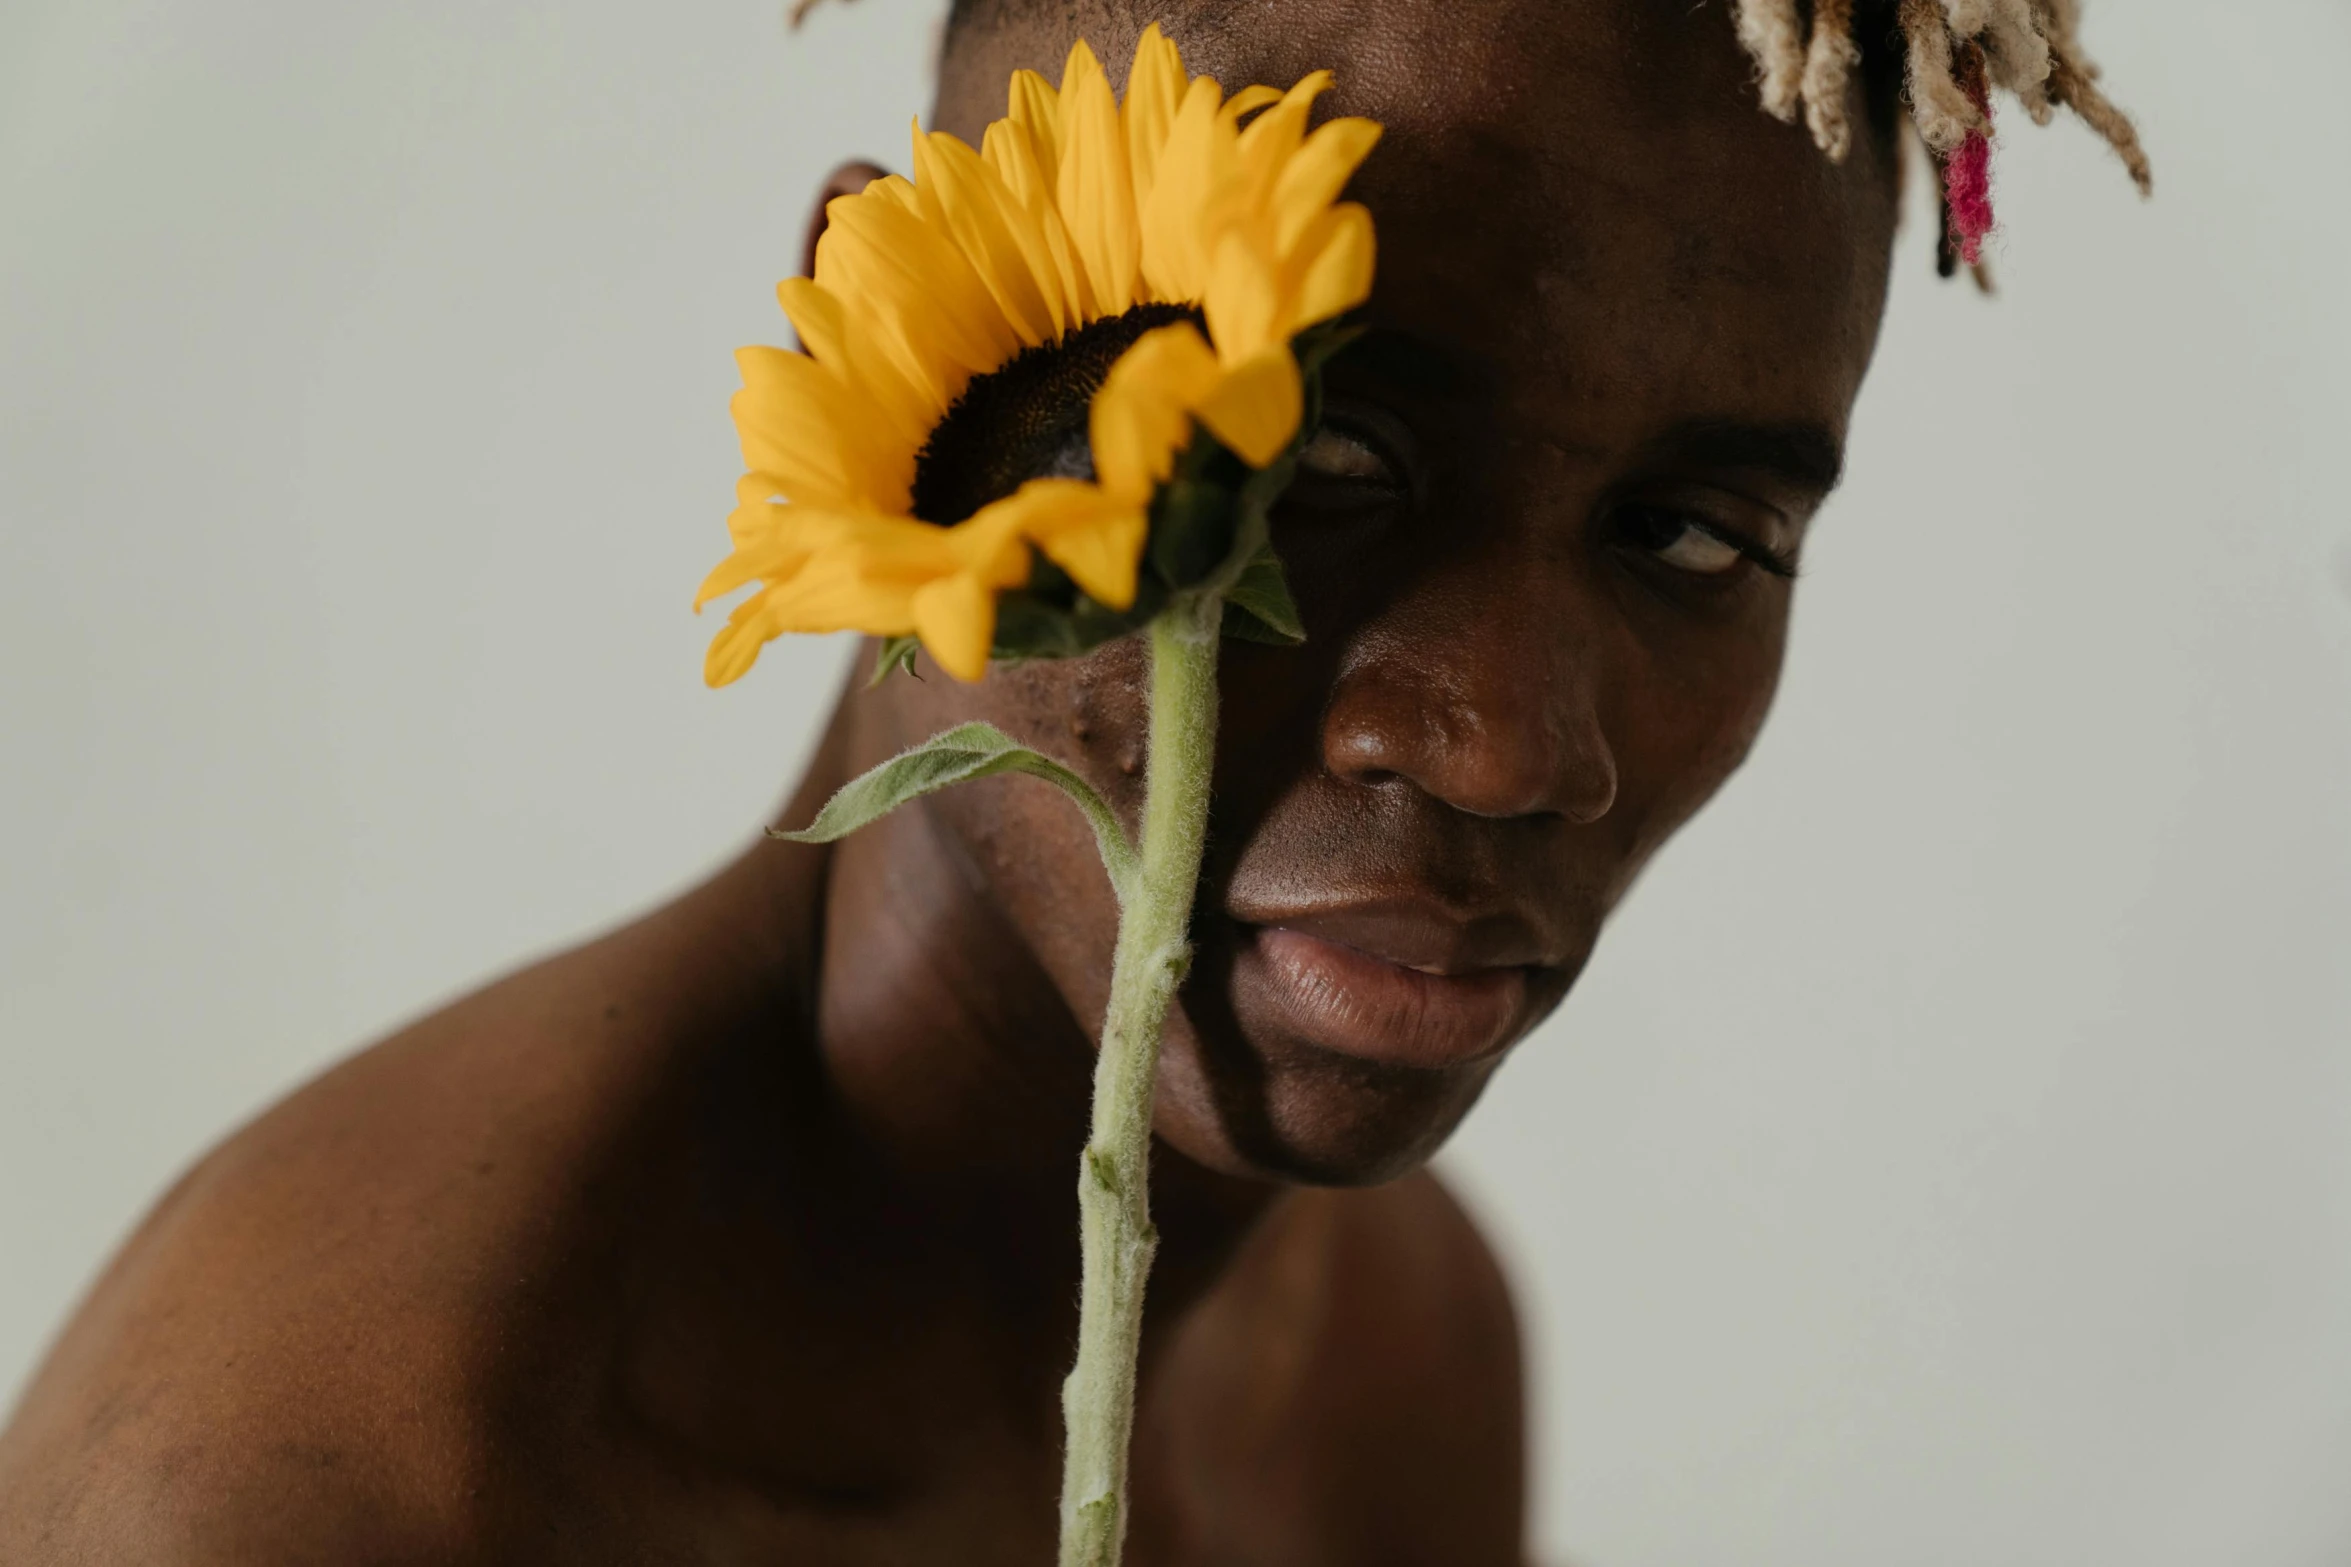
1056;591;1222;1567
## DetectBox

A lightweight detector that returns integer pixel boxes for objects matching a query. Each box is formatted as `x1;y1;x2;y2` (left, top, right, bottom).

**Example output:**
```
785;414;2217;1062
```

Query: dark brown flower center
909;303;1199;526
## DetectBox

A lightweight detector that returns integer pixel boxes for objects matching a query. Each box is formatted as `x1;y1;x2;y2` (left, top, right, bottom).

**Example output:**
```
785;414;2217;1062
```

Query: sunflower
696;27;1381;684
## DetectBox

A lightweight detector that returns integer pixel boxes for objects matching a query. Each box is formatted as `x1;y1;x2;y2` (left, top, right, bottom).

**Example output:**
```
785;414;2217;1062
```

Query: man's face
871;0;1898;1185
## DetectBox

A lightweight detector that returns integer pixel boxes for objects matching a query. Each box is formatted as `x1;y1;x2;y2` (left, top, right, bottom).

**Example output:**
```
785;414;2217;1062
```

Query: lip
1230;923;1534;1070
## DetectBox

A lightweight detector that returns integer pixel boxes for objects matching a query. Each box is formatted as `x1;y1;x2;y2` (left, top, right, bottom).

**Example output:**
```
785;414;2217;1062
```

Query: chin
1142;915;1571;1185
1149;994;1509;1188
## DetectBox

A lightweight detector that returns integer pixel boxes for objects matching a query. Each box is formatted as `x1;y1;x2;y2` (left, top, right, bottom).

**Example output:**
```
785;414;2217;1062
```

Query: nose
1319;603;1619;825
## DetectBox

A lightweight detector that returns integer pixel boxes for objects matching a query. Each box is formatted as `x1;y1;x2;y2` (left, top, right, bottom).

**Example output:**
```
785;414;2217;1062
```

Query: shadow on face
854;0;1900;1187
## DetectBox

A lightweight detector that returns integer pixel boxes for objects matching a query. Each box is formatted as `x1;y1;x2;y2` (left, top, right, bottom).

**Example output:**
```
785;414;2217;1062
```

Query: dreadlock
791;0;2148;279
1738;0;2150;274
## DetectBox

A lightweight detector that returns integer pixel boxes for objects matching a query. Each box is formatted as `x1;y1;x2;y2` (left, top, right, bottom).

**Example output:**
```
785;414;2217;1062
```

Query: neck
743;666;1286;1335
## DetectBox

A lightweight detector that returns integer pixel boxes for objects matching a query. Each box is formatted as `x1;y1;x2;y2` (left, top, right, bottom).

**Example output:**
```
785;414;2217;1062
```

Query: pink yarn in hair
1943;83;1996;266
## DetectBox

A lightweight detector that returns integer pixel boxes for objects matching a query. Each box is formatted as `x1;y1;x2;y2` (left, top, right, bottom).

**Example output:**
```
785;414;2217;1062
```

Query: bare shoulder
1142;1170;1527;1566
0;896;792;1565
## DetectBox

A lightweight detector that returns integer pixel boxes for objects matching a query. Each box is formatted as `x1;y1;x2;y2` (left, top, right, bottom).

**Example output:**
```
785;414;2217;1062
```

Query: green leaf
869;635;922;686
771;721;1139;903
1221;544;1305;645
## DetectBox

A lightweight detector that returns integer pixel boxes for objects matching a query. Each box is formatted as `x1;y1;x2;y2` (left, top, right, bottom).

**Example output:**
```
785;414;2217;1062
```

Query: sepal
1219;544;1304;644
871;635;923;685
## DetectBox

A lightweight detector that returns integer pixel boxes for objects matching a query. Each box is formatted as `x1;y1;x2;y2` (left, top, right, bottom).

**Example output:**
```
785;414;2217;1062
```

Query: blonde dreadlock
1738;0;2144;177
1734;0;1809;122
1738;0;2148;273
1801;0;1864;162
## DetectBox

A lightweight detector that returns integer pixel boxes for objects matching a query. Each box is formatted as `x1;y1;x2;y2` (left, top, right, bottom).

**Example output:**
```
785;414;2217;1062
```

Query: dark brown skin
0;3;1899;1562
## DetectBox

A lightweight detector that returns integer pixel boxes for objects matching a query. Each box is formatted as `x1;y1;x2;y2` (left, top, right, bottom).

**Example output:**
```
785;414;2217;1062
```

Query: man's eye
1615;506;1774;577
1295;425;1400;488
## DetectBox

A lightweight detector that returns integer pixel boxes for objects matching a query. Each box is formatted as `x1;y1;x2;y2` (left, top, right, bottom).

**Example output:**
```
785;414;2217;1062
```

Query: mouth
1226;907;1546;1071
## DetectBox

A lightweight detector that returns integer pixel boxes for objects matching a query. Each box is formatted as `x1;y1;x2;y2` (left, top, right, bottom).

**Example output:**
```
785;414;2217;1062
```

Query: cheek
1605;597;1791;884
874;640;1155;1007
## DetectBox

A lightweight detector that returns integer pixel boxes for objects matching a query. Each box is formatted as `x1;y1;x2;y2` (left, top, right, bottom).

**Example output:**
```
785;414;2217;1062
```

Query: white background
4;1;2348;1562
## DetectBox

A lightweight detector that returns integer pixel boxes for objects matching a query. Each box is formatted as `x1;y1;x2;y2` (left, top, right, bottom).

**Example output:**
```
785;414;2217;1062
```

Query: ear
802;160;891;278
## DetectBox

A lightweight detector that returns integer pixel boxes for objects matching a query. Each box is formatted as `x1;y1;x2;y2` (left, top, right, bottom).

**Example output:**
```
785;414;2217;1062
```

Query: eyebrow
1334;330;1848;495
1637;417;1847;495
1334;327;1483;399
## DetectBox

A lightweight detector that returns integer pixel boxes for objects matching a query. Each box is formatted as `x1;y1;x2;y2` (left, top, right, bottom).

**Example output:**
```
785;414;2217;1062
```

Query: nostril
1323;720;1408;786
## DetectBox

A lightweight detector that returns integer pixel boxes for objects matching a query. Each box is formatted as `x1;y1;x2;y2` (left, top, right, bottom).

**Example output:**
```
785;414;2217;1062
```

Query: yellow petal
1202;228;1284;365
776;275;847;369
944;492;1037;581
988;478;1149;609
1137;76;1234;303
762;552;919;631
1122;23;1188;215
708;506;942;611
1287;200;1376;329
817;186;1019;384
983;119;1093;328
1006;68;1064;190
731;346;908;512
778;276;934;455
1235;72;1333;211
1217;83;1282;127
1196;346;1302;468
899;120;955;232
698;505;935;685
916;129;1059;347
1090;321;1221;500
739;511;982;640
705;587;784;686
699;503;860;608
1055;38;1141;317
863;172;925;216
806;232;956;417
735;471;784;513
981;118;1043;208
1270;117;1382;255
911;572;1000;682
695;534;770;610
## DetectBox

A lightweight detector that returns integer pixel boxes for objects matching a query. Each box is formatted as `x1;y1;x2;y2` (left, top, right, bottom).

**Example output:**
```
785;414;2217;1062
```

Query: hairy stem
1056;591;1221;1567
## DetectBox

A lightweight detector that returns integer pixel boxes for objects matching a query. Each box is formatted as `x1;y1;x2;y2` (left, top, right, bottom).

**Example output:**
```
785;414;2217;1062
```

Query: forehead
936;0;1900;444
